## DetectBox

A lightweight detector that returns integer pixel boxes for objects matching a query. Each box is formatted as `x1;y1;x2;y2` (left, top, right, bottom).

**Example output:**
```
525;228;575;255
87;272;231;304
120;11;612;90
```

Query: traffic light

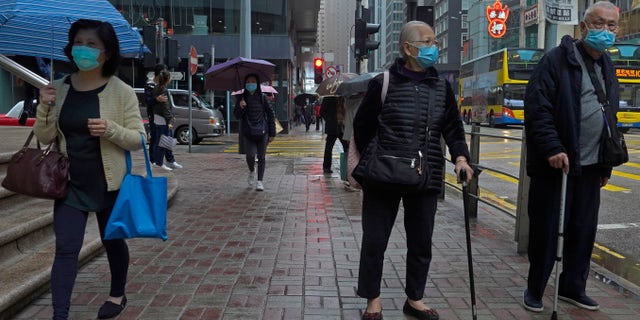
165;39;179;68
314;57;324;84
354;19;380;60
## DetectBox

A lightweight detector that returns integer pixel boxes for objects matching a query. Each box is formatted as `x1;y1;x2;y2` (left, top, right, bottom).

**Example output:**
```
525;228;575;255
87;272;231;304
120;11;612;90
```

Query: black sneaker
97;296;127;319
522;289;543;312
559;293;599;310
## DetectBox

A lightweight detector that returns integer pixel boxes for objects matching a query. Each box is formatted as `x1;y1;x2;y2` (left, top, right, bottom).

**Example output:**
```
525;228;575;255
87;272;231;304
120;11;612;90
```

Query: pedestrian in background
522;1;620;313
144;63;167;163
234;73;276;191
35;19;146;320
320;96;348;174
315;101;322;131
151;69;181;171
353;20;472;320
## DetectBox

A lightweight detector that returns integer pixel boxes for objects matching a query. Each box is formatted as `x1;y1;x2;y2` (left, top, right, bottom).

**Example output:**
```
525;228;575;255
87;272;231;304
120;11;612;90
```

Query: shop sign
524;5;538;27
487;0;509;38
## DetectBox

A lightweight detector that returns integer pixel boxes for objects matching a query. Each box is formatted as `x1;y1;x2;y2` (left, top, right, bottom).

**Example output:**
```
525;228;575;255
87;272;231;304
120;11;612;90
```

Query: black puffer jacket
524;35;617;178
353;58;470;193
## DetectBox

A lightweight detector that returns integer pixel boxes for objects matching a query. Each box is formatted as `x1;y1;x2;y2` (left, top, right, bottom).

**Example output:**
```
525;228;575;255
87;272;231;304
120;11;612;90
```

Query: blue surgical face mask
245;83;258;92
584;28;615;52
412;45;439;69
71;45;101;71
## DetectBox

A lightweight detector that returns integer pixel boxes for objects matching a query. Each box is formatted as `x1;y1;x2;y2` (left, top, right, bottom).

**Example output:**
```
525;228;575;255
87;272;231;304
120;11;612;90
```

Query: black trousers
357;183;438;300
526;166;601;299
323;134;348;170
51;202;129;320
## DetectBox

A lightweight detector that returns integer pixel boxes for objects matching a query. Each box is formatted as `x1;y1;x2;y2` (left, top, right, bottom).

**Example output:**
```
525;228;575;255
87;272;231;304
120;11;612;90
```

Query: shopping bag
104;133;168;241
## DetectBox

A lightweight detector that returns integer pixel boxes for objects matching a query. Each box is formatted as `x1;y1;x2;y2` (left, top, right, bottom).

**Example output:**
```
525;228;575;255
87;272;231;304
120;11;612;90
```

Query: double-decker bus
458;48;544;127
606;44;640;132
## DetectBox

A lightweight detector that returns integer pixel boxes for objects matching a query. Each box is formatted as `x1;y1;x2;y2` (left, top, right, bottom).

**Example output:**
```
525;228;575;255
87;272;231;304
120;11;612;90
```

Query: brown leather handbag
2;131;69;199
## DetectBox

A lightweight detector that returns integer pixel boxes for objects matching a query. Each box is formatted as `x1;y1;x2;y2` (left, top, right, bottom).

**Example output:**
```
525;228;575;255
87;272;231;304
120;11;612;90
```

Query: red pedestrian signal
314;58;324;84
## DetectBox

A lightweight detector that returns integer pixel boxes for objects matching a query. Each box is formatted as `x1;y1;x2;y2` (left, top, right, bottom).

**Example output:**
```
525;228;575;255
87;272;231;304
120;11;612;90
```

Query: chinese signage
524;5;538;27
486;0;509;39
616;68;640;79
545;0;578;24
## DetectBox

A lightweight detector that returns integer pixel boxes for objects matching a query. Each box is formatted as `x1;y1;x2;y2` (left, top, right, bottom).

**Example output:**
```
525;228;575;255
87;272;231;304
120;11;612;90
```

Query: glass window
110;0;286;35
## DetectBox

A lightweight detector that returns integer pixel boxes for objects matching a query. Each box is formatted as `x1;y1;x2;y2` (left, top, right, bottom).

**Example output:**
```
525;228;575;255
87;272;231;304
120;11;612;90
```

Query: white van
134;88;225;145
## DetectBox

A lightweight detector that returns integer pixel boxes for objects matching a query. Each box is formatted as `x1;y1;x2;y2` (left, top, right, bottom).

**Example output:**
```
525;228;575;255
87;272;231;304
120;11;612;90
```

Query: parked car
134;88;225;145
0;101;36;127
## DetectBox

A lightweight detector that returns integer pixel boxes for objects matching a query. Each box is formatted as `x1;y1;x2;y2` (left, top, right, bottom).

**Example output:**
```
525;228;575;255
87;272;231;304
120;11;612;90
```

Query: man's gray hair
584;1;619;20
399;21;431;59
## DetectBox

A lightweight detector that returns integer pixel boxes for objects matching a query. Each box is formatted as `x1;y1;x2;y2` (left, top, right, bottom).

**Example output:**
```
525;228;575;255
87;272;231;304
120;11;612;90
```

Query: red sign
487;0;509;38
189;46;198;76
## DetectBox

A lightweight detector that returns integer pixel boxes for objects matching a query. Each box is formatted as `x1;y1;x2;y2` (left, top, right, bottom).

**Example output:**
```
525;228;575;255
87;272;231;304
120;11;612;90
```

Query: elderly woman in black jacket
353;21;473;320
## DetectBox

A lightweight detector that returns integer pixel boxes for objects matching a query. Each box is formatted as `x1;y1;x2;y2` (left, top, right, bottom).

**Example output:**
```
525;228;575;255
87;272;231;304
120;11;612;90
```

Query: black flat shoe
403;300;439;320
97;295;127;319
361;311;383;320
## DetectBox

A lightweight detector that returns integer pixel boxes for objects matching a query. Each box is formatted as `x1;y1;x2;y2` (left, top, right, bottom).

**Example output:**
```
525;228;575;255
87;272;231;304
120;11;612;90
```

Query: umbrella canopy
335;72;381;97
294;93;318;106
0;0;147;61
231;84;278;95
204;57;275;92
315;72;358;96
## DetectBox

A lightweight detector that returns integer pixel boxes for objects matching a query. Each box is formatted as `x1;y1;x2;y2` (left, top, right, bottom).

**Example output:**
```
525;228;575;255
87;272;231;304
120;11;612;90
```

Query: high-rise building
317;0;356;73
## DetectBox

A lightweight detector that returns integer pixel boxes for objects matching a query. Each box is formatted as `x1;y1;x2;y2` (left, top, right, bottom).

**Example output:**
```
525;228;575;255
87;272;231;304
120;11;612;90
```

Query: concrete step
0;145;178;319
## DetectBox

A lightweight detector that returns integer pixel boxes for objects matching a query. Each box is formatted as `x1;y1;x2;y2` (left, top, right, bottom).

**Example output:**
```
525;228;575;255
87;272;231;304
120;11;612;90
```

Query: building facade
0;0;321;132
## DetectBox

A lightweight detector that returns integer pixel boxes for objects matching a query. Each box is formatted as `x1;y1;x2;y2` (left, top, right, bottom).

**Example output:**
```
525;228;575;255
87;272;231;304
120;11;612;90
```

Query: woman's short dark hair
63;19;122;77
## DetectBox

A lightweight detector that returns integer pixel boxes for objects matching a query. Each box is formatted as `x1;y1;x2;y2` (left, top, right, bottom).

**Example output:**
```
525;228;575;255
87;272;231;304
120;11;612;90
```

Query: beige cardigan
34;76;146;191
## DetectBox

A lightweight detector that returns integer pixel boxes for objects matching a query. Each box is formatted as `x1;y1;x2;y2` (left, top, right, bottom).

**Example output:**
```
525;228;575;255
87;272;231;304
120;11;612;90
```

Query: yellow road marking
593;243;626;259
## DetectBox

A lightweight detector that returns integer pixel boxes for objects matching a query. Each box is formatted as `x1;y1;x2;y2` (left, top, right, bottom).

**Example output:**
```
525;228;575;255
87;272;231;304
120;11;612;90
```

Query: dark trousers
526;166;601;299
243;134;268;181
357;183;438;300
323;134;348;170
51;202;129;320
151;124;172;166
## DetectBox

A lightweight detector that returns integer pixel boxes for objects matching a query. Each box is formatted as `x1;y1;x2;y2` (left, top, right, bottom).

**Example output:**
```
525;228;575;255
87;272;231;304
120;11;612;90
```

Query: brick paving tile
9;129;640;320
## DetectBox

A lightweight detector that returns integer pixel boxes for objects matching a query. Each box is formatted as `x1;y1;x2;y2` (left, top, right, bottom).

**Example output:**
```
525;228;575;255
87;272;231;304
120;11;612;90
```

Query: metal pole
0;54;48;88
469;123;481;218
240;0;251;58
188;65;193;153
355;0;362;74
158;18;165;65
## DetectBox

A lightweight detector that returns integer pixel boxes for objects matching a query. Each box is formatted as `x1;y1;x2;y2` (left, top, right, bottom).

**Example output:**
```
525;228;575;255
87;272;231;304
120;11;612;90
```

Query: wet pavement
9;125;640;320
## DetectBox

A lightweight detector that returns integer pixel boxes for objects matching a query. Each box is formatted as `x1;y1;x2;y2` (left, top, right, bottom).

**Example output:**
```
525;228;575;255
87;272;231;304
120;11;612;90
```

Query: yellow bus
606;44;640;132
459;48;544;127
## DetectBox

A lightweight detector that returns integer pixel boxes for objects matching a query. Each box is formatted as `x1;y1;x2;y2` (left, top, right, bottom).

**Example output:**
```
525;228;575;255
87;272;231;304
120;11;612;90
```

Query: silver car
135;88;225;144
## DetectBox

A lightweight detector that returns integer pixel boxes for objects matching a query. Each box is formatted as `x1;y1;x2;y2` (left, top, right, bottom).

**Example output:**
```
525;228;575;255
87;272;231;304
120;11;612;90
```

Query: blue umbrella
0;0;146;61
204;57;275;92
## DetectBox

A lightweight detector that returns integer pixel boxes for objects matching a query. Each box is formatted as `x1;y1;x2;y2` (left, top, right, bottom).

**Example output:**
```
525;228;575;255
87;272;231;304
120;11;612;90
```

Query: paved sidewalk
10;126;640;320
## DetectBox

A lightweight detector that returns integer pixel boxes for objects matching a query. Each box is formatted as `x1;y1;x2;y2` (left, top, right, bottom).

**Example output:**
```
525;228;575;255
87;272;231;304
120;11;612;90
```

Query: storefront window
110;0;286;36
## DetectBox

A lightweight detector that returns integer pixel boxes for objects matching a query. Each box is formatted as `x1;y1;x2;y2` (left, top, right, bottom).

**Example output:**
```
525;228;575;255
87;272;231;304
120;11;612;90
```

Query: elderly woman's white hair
398;21;433;59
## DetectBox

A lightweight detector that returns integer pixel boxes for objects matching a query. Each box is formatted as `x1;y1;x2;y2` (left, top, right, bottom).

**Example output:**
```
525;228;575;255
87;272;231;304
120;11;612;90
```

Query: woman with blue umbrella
36;19;145;320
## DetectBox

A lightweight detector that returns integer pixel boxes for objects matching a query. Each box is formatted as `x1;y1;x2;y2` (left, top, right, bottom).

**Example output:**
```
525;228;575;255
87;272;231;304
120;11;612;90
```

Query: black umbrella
294;93;317;106
335;72;381;97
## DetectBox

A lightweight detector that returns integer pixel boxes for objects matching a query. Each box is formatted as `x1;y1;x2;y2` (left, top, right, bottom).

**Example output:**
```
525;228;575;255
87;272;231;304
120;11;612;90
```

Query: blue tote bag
104;133;168;241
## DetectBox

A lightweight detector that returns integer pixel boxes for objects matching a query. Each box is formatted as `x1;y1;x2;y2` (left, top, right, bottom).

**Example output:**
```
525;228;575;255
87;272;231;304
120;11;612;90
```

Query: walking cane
551;170;568;320
460;169;478;320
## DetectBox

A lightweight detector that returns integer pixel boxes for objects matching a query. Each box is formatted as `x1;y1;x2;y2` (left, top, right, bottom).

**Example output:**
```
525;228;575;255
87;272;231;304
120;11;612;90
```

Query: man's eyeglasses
585;20;618;32
409;39;440;48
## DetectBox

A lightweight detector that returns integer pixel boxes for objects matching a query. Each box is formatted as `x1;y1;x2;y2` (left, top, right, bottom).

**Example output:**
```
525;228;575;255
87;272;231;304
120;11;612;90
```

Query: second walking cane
551;171;568;320
461;170;477;320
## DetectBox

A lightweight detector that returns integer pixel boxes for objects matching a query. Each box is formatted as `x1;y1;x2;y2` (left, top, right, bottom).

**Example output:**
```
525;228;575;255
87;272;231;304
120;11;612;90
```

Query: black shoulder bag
582;52;629;167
